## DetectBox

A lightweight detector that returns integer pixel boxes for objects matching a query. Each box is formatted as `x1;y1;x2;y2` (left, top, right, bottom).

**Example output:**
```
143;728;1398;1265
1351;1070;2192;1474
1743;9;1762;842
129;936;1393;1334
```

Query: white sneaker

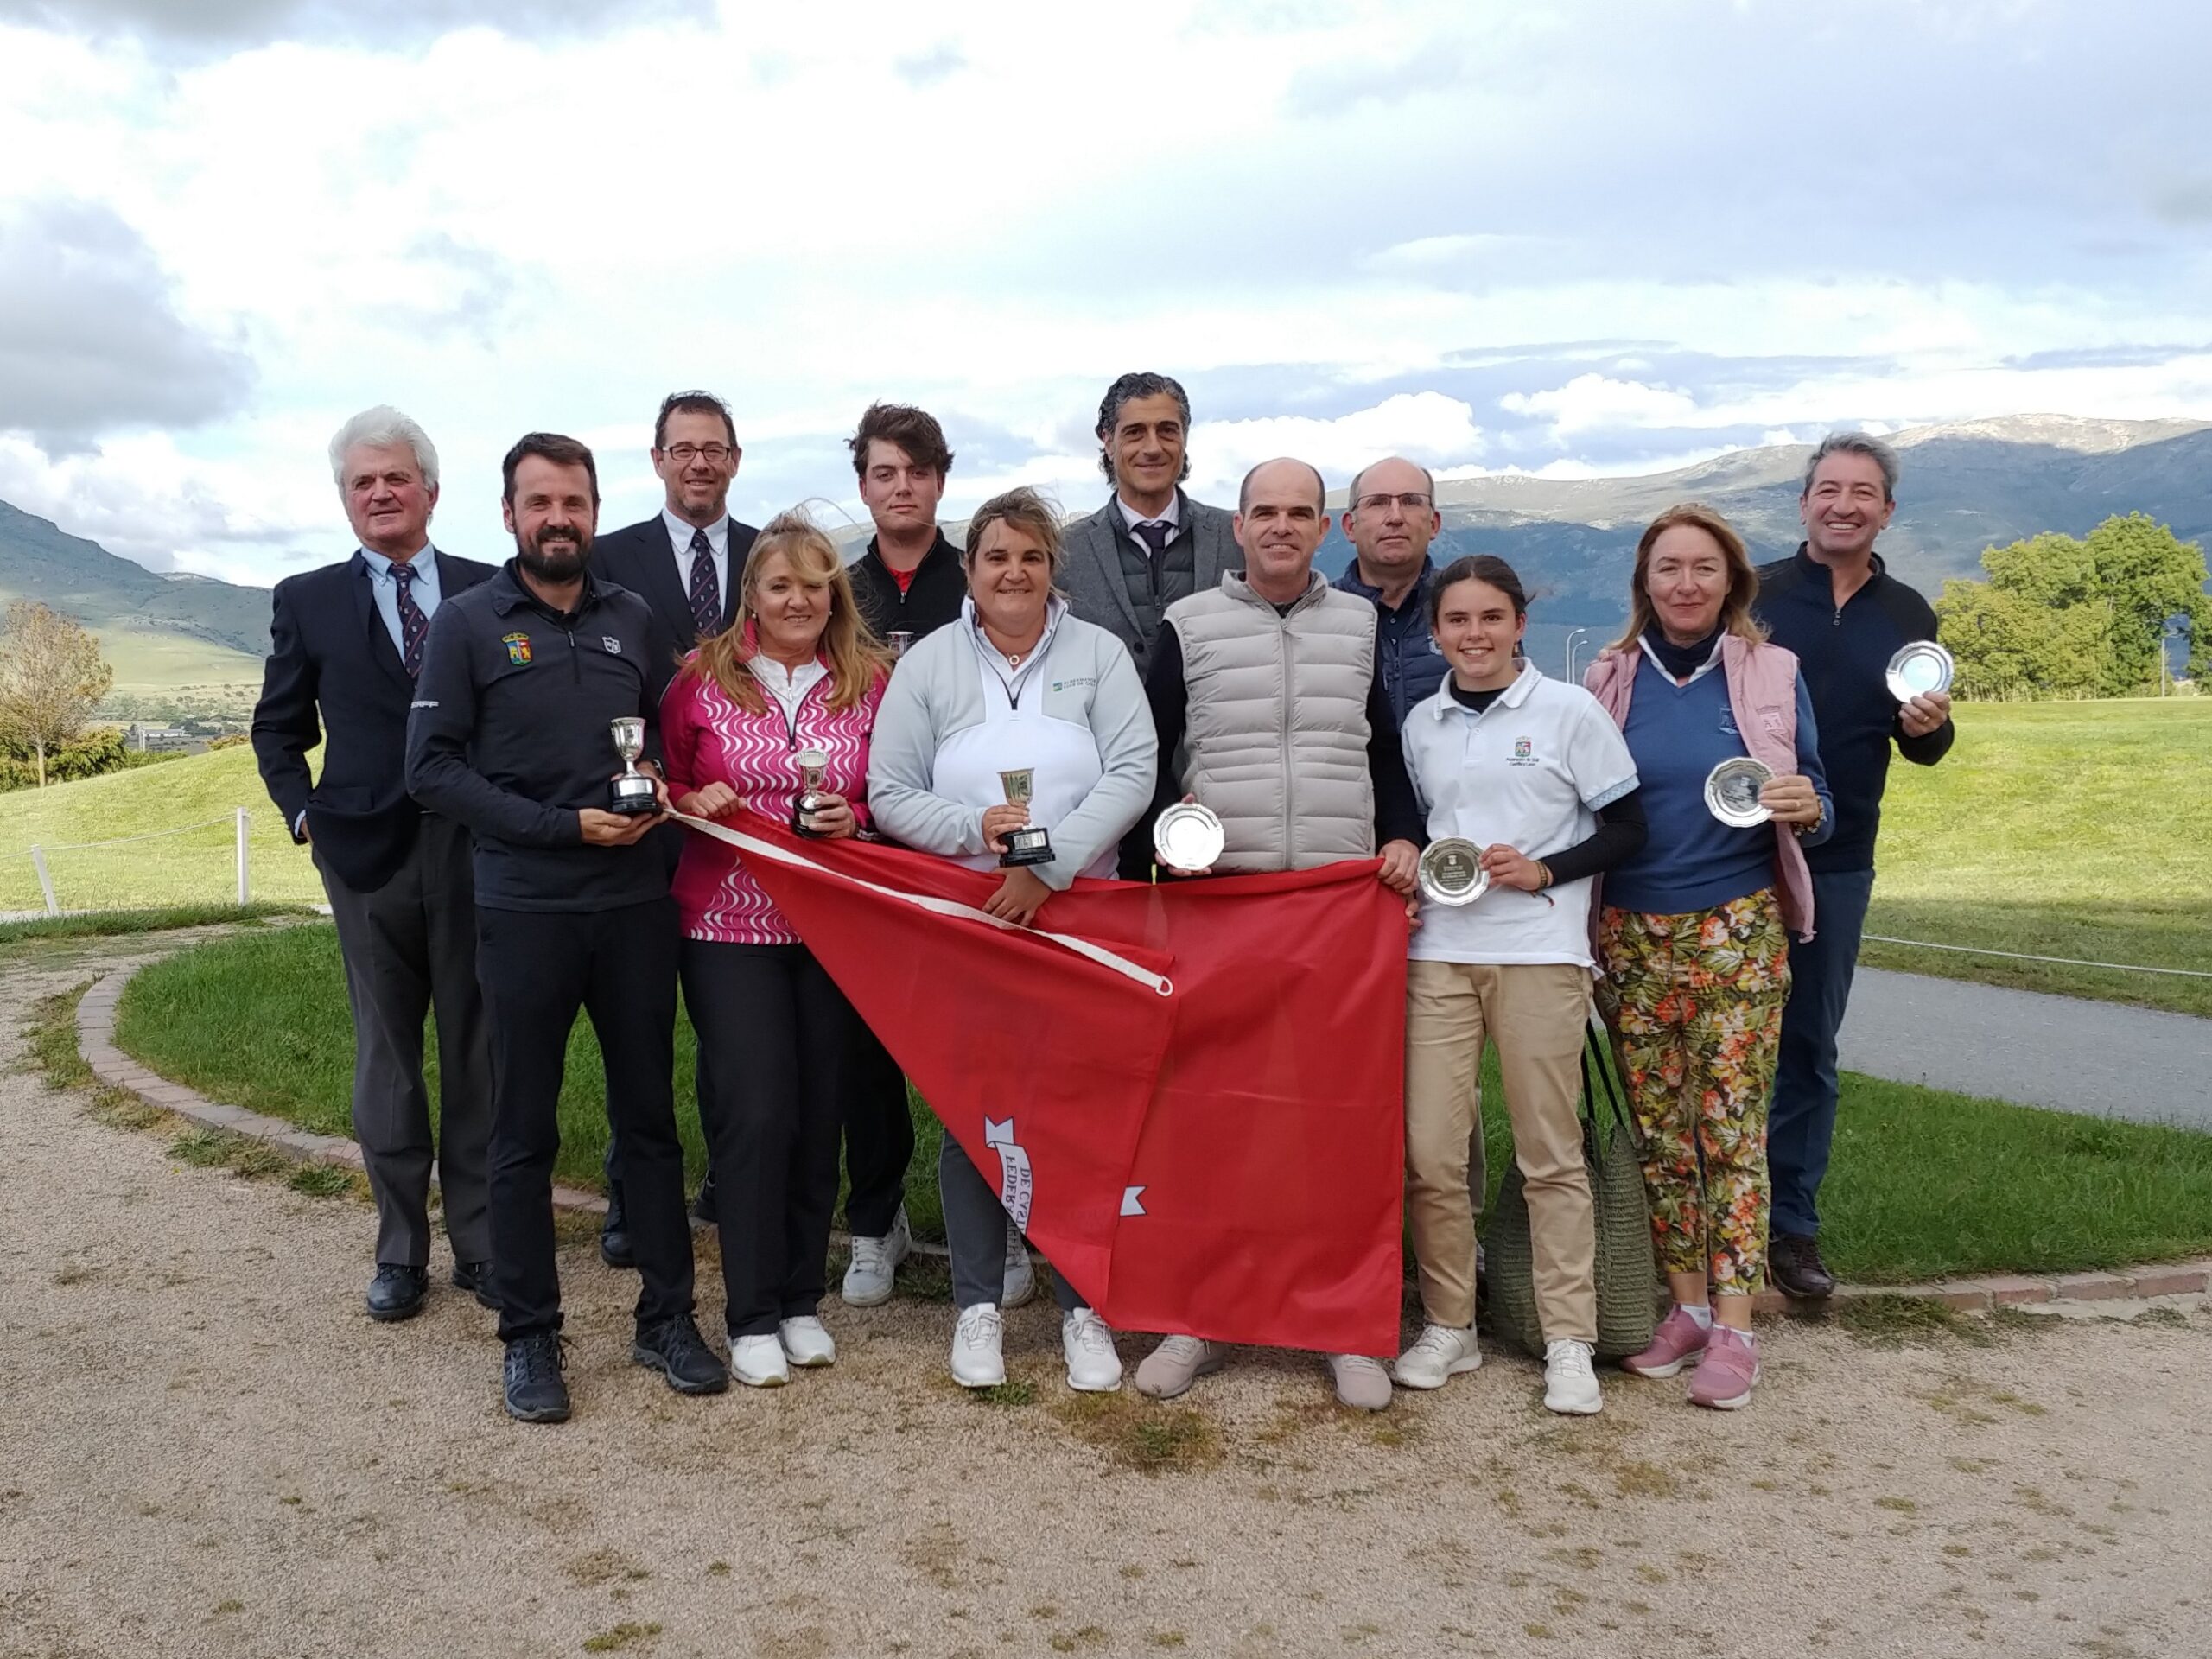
950;1303;1006;1389
842;1205;912;1307
1060;1306;1122;1393
1394;1324;1483;1390
1134;1334;1224;1400
1002;1221;1037;1309
778;1315;836;1368
730;1332;790;1389
1543;1338;1603;1415
1327;1352;1393;1411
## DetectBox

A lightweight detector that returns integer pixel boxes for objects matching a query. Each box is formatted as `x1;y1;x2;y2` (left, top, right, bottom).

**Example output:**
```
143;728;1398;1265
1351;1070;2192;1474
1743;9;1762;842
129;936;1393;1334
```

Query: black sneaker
451;1259;499;1312
600;1185;635;1271
1770;1235;1837;1300
365;1264;428;1322
632;1313;728;1395
503;1332;571;1423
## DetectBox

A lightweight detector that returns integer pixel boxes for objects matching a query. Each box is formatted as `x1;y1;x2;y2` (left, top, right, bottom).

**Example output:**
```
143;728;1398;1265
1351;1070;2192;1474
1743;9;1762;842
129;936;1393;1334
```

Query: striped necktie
390;559;429;678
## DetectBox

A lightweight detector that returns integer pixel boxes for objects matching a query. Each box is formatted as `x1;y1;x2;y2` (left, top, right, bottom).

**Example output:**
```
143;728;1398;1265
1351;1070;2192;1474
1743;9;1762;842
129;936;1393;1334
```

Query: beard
516;522;590;582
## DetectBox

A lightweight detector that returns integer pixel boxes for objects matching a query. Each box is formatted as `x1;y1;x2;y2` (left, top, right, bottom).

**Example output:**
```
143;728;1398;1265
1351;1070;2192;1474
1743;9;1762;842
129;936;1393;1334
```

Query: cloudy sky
1;0;2208;585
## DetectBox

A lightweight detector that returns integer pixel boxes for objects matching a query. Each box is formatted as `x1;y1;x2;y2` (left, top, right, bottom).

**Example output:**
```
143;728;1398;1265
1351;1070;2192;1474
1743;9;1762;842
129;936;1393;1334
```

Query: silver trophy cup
607;717;658;816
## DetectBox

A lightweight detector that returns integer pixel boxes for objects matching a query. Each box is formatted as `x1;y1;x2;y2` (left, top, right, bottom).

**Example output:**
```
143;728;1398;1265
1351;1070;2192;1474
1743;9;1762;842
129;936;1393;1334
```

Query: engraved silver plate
1704;757;1775;828
1153;802;1226;871
1417;837;1490;906
1885;639;1955;702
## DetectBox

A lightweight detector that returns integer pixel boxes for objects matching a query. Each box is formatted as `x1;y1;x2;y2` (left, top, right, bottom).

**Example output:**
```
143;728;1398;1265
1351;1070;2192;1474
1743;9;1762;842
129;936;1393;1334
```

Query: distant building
125;723;194;753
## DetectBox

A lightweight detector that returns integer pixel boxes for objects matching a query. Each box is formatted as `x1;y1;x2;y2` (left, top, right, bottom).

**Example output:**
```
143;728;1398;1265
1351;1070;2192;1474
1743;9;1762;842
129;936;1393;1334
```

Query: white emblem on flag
982;1116;1033;1232
1120;1185;1147;1217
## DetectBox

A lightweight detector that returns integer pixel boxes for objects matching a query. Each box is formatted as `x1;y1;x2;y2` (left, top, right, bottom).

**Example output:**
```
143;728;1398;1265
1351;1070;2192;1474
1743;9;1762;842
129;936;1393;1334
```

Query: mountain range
2;414;2206;709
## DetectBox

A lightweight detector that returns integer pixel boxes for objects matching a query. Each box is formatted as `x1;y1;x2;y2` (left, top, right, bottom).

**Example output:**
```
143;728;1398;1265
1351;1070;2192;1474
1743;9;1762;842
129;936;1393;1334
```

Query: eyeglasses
1353;492;1433;514
662;443;734;465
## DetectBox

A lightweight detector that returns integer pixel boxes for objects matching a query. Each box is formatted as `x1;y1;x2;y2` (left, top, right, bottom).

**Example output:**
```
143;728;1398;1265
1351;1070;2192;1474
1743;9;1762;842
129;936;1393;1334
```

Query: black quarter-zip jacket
1752;544;1955;874
405;559;673;912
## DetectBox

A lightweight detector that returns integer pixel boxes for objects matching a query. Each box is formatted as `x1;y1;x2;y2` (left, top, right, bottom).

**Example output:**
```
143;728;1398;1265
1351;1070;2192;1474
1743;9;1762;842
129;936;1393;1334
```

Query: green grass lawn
0;744;324;913
10;696;2207;1015
113;922;2212;1285
1867;698;2211;1016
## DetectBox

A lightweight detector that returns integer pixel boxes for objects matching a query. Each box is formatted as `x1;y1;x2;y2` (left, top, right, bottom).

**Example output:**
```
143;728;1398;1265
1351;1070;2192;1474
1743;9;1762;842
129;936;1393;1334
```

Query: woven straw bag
1483;1016;1656;1361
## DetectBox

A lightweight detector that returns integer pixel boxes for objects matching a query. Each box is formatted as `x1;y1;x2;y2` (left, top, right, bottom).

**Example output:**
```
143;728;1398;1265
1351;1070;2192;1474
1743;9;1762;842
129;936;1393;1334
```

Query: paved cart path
1841;967;2212;1128
4;942;2212;1658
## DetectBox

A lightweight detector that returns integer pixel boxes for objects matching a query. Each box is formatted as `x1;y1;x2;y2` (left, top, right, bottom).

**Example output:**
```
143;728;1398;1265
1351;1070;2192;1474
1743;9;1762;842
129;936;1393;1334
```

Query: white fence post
29;847;58;916
235;808;250;906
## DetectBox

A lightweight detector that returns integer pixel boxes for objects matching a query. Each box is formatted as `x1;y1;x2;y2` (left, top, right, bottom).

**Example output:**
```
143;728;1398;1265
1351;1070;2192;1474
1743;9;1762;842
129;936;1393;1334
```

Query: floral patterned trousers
1597;890;1790;1294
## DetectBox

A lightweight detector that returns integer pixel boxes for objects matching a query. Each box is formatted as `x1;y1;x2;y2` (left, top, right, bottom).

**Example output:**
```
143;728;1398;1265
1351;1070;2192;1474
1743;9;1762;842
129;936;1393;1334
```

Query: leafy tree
0;601;114;786
1937;514;2210;699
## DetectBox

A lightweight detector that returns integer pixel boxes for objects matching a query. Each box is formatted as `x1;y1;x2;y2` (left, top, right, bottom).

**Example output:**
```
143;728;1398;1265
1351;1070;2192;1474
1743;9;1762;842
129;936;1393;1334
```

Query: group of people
251;373;1953;1425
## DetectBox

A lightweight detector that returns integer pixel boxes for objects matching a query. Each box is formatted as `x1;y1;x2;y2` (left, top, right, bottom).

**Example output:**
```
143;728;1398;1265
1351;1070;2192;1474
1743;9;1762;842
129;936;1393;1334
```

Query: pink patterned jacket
659;658;886;944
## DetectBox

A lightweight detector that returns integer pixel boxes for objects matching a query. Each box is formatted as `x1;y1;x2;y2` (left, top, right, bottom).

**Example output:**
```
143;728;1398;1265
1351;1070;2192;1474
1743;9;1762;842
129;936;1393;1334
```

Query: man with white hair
252;406;499;1324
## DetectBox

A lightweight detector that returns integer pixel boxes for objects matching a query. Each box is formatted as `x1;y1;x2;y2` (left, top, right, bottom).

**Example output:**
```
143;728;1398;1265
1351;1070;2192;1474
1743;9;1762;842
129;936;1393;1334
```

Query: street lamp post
1563;627;1591;685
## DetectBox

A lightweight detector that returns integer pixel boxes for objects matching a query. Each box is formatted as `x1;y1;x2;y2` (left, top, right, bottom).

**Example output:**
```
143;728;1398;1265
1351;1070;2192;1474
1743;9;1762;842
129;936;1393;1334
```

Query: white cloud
0;1;2209;587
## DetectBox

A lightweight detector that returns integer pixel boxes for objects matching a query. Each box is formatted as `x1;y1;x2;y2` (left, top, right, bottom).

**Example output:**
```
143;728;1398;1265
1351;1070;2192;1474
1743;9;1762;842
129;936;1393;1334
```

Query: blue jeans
1768;867;1877;1240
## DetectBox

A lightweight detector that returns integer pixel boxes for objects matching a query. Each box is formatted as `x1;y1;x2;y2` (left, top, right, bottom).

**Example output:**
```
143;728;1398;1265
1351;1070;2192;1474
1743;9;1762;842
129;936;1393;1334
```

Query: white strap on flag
673;813;1174;996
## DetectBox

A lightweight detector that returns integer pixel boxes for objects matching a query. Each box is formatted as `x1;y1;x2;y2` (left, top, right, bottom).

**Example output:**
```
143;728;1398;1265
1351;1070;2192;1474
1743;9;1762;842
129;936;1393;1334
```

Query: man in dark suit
1058;372;1239;878
251;405;497;1322
1058;371;1240;685
583;390;759;1266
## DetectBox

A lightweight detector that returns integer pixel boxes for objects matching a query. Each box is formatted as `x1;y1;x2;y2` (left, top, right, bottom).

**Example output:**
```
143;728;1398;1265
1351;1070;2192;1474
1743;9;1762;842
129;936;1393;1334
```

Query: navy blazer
588;514;760;682
251;547;497;893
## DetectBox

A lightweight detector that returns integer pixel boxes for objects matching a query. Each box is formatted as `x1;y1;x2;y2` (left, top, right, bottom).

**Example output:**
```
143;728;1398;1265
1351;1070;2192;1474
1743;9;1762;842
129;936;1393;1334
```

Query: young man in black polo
407;432;726;1422
1752;431;1955;1300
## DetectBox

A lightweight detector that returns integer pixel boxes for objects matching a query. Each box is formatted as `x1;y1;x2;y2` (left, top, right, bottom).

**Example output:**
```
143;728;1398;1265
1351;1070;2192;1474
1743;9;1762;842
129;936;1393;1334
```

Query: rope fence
1862;935;2212;981
3;808;256;916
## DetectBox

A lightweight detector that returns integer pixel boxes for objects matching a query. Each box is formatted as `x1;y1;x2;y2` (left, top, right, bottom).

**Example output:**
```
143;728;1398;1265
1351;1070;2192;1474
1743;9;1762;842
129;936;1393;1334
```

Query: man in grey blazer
1058;372;1239;683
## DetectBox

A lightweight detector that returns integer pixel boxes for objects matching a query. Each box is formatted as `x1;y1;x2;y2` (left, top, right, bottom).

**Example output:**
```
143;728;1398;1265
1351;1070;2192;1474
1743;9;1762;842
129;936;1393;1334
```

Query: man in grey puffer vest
1132;455;1423;1414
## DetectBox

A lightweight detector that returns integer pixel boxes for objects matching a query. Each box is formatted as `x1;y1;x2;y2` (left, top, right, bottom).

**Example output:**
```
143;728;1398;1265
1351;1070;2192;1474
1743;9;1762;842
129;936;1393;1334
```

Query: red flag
698;810;1408;1357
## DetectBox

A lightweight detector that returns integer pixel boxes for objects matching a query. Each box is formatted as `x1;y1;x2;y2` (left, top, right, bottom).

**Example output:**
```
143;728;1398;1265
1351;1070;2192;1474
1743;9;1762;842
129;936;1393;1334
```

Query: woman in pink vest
1583;504;1832;1410
660;512;890;1389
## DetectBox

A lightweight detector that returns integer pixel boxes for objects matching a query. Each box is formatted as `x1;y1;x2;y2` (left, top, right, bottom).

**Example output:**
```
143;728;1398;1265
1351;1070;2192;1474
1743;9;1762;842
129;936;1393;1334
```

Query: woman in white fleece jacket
867;487;1157;1397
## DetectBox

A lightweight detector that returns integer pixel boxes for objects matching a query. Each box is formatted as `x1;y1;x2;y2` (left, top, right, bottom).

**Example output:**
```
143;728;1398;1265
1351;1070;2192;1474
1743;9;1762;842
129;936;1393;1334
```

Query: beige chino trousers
1403;959;1597;1342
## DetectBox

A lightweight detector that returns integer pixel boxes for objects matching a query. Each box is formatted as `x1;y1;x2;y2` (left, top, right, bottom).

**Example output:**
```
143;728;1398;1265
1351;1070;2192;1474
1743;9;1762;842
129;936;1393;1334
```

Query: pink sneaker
1687;1325;1759;1410
1619;1306;1709;1379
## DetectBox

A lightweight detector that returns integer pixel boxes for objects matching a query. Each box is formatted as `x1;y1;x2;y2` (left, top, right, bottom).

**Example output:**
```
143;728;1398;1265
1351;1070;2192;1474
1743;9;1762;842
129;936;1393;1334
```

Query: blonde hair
688;511;887;715
1610;502;1769;653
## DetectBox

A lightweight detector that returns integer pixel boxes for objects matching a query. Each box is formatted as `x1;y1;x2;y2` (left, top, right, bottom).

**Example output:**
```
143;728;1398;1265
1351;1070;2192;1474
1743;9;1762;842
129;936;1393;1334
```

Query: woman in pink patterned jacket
659;511;890;1389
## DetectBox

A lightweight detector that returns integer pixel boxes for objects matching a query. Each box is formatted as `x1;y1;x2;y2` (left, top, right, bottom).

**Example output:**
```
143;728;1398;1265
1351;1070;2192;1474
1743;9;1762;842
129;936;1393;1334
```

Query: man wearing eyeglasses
586;390;760;1268
1335;456;1447;730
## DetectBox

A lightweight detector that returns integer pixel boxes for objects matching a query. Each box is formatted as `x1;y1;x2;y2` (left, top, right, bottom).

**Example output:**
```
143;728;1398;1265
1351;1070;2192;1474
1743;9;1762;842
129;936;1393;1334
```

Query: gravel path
1841;967;2212;1128
3;943;2210;1658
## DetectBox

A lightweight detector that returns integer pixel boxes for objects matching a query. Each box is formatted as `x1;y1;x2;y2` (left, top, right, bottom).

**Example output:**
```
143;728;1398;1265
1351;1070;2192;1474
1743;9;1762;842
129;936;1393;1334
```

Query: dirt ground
2;942;2208;1659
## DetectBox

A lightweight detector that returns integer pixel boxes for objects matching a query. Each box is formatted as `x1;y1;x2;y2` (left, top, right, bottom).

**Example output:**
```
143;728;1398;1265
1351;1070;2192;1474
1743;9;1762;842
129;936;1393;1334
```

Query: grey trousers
940;1138;1080;1315
319;814;493;1268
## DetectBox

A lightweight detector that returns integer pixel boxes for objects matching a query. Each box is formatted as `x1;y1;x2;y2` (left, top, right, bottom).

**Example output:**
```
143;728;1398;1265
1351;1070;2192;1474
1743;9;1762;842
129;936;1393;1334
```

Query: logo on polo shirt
601;636;621;654
501;632;532;666
1510;735;1536;765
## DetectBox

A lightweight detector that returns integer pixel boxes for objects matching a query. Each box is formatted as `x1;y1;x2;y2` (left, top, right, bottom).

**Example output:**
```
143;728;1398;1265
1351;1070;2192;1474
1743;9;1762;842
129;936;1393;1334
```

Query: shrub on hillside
0;727;153;791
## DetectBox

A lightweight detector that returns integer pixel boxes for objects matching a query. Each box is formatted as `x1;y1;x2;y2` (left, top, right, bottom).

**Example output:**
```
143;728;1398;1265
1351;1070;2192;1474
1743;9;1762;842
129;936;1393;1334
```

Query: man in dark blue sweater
1751;432;1955;1300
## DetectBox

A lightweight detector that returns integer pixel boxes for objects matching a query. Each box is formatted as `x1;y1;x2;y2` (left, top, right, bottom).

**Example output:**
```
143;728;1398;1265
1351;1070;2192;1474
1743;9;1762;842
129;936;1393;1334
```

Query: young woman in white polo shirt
1395;556;1647;1416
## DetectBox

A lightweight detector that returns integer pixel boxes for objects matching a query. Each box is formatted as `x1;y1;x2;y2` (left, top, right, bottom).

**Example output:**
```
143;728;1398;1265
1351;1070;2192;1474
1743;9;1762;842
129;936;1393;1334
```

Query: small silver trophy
1152;801;1225;873
997;768;1054;867
1885;640;1955;702
607;717;658;816
792;747;831;837
887;630;914;659
1703;756;1775;828
1417;837;1490;906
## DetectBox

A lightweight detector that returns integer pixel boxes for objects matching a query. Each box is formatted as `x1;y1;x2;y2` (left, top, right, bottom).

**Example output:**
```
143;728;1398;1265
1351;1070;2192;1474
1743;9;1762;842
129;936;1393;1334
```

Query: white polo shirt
1402;662;1638;968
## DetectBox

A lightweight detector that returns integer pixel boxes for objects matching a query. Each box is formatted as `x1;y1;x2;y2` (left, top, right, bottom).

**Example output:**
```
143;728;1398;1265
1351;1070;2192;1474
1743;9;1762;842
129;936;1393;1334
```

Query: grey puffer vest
1167;571;1377;874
